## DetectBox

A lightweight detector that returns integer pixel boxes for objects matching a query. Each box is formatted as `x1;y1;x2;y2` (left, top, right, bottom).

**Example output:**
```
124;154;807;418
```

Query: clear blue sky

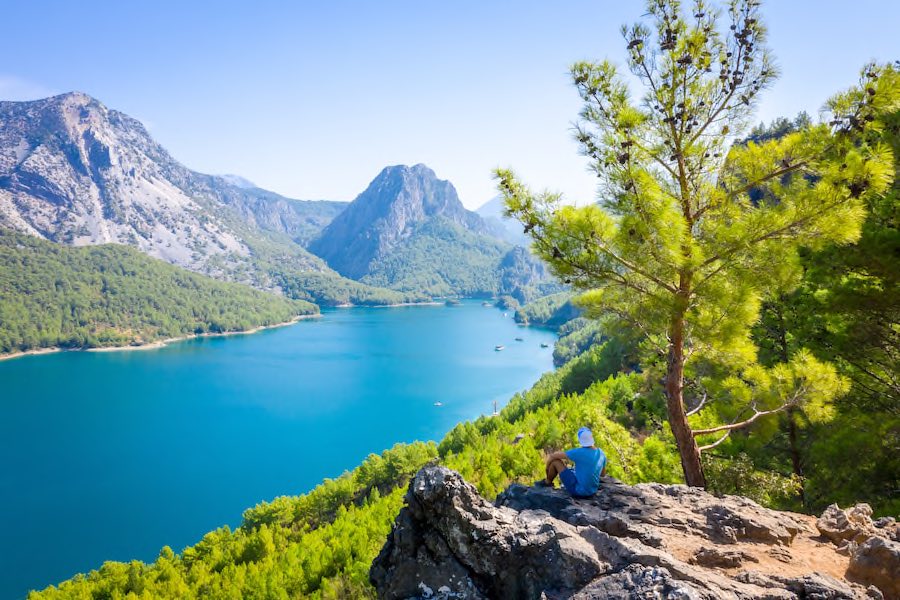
1;1;896;208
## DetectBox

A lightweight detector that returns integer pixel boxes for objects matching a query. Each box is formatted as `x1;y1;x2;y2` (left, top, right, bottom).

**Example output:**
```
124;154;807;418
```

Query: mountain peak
310;164;490;280
52;90;96;103
372;163;439;187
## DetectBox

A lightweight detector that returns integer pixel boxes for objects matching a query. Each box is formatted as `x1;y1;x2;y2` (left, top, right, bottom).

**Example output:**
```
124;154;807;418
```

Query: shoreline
333;301;444;308
0;300;493;362
0;313;320;363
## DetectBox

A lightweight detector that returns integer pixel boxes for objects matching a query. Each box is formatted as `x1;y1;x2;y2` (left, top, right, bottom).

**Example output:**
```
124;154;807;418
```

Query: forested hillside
359;217;508;297
0;230;316;354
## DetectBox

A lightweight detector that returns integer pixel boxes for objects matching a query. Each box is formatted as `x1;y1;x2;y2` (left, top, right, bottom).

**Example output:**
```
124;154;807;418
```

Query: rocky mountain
0;92;408;305
309;164;556;298
371;466;898;599
310;164;489;278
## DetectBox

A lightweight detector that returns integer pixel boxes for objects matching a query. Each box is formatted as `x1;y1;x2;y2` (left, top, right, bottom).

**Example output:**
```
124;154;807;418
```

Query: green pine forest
0;230;317;355
359;218;509;298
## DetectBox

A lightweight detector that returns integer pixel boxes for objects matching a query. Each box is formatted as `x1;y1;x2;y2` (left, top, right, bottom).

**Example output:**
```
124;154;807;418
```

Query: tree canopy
497;0;900;486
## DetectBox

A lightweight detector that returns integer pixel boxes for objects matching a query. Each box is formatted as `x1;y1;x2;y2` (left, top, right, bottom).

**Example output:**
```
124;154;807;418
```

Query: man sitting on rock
537;426;606;497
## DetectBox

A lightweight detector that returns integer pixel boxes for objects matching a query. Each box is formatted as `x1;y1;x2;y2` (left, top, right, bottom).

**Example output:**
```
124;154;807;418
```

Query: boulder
690;546;759;568
847;536;900;599
817;503;877;545
370;466;607;599
736;571;882;600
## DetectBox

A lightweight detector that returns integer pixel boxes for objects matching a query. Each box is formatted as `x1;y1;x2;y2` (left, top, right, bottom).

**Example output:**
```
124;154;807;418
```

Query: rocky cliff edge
370;466;899;599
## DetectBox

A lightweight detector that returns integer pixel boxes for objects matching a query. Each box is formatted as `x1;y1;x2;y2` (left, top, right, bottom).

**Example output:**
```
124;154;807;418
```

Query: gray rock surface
371;466;875;600
815;503;900;598
847;536;900;599
370;466;606;599
818;504;878;545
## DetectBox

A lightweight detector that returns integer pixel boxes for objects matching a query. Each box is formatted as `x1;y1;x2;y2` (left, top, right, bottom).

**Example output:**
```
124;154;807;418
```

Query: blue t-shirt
565;447;606;496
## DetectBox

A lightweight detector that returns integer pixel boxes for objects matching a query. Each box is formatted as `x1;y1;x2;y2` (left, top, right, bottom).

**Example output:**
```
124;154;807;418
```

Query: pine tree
496;0;899;487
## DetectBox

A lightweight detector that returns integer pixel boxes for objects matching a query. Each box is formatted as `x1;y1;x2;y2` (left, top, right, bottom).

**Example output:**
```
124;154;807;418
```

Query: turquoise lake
0;301;556;598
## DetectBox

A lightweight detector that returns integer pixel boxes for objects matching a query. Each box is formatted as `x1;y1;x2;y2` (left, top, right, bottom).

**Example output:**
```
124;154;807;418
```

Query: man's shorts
559;468;579;495
559;468;595;498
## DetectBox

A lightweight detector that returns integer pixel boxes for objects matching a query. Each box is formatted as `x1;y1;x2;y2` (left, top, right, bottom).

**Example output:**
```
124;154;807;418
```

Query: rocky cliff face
370;466;896;599
310;164;491;280
0;92;341;284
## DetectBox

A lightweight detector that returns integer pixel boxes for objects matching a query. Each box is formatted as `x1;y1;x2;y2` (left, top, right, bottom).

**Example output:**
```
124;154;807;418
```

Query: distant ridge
476;194;532;246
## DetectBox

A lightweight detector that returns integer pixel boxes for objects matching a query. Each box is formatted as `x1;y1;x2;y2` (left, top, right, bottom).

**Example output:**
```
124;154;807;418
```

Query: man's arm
547;450;569;462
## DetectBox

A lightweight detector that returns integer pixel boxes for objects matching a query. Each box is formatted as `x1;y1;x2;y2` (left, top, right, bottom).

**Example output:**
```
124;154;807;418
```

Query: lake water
0;301;556;598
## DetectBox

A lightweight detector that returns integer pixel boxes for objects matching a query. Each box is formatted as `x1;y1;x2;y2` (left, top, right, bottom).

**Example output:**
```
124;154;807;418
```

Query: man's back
565;447;606;496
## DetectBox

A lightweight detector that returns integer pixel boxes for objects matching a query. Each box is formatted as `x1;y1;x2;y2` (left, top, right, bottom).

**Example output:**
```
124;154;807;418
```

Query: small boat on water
515;337;524;342
445;299;460;306
495;345;505;351
482;301;492;307
433;401;443;407
540;343;549;348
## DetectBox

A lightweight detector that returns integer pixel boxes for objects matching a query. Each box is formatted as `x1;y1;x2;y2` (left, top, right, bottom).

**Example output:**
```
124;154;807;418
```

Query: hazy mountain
476;194;531;246
0;92;402;305
217;174;257;189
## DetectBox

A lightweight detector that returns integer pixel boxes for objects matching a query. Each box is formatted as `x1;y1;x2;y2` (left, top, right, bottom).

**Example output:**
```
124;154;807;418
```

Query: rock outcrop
371;466;891;599
816;503;900;599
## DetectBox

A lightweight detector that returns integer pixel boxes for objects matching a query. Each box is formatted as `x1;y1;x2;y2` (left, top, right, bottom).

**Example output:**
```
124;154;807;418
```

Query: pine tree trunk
666;312;706;488
786;408;807;507
775;304;806;506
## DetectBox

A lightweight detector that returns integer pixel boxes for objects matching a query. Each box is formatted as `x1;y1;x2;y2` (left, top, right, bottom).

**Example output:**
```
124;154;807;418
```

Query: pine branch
685;391;709;416
691;393;803;437
698;431;732;451
724;161;807;200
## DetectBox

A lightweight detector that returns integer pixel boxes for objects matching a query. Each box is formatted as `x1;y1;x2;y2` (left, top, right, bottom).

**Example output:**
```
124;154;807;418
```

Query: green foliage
495;295;519;310
704;453;802;508
513;292;578;327
360;218;509;297
744;98;900;515
0;230;316;354
553;318;606;365
273;271;422;307
496;0;899;485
